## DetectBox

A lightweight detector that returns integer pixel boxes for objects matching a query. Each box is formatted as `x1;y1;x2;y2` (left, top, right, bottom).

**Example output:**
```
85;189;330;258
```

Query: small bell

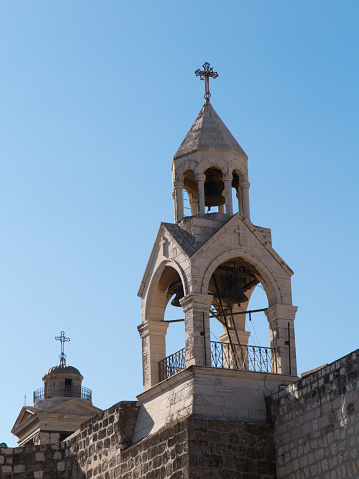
222;278;248;304
204;179;225;207
171;284;184;307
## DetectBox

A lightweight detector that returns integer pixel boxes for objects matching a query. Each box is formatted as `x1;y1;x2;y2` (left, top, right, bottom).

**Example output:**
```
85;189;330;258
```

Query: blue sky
0;1;358;446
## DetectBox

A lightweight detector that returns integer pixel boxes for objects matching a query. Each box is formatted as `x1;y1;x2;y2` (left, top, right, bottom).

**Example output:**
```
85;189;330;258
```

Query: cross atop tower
55;330;70;366
195;62;218;101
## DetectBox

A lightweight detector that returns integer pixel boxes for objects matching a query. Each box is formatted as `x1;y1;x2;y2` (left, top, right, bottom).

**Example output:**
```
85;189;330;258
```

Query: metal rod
287;322;291;375
229;306;247;369
202;312;207;366
209;309;227;326
161;319;185;323
225;308;267;316
213;275;240;369
163;308;268;323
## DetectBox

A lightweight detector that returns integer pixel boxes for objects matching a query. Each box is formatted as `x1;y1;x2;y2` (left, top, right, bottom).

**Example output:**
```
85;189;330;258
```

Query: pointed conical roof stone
174;101;247;160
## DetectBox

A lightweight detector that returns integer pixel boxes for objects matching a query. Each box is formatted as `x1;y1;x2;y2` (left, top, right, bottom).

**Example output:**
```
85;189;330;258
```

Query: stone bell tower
134;63;298;443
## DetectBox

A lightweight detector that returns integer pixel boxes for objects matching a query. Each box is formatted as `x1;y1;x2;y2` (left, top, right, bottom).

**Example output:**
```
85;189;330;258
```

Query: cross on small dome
55;331;70;366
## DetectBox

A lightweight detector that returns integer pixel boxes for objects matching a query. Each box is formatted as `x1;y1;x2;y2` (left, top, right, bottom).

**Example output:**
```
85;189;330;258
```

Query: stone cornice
137;365;298;403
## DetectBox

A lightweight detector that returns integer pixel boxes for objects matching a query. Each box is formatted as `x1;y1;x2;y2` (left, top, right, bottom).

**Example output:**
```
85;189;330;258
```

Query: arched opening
146;264;186;384
245;285;270;348
207;258;275;373
183;169;197;217
183;189;191;217
204;167;225;213
231;170;241;214
164;273;186;357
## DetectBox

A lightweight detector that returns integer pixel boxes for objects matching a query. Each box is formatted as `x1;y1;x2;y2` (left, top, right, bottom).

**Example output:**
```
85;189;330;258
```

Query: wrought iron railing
211;342;276;373
33;386;92;403
158;342;277;381
158;347;186;382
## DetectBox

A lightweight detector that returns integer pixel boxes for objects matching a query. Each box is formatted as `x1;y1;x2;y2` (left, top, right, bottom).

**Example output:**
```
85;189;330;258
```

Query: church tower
12;332;102;446
134;63;298;442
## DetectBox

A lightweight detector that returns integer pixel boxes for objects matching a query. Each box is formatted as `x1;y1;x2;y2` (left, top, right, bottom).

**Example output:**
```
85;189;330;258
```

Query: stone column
236;190;243;214
174;182;184;222
138;320;169;390
265;305;298;376
172;190;176;222
196;175;206;215
240;181;250;219
219;329;250;346
218;202;225;213
189;197;198;216
224;176;233;215
219;309;250;369
180;293;212;367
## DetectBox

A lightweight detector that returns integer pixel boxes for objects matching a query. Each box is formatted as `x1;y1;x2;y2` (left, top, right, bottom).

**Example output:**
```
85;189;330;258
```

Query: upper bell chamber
171;100;250;222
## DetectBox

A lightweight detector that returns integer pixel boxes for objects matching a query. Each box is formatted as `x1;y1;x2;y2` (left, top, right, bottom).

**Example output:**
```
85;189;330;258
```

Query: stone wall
269;349;359;478
69;415;275;479
0;442;70;479
0;401;140;479
1;403;275;478
186;416;276;479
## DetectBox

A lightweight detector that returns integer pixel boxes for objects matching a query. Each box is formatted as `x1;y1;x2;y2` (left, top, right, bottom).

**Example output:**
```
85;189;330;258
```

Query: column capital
137;320;169;339
240;181;250;189
173;181;184;189
223;175;233;182
195;174;206;182
180;293;213;313
265;304;298;322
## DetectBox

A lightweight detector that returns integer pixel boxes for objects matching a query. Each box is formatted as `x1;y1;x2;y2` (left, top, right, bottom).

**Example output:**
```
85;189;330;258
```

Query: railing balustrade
33;386;92;403
211;342;276;374
158;342;277;381
158;347;186;382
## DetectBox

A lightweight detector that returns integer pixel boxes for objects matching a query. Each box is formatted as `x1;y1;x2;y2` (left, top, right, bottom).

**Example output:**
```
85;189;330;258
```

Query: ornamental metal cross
195;62;218;101
55;330;70;366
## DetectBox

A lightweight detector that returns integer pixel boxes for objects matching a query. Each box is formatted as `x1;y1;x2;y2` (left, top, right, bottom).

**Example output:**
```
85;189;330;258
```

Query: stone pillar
219;329;250;346
218;202;225;213
180;294;212;367
172;190;176;222
265;305;298;376
224;176;233;215
240;181;250;219
236;190;243;214
189;197;198;216
219;312;250;369
174;182;184;222
196;175;206;215
138;320;169;390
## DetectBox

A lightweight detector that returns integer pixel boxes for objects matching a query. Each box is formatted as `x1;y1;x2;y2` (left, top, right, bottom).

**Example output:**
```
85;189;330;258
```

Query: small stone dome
43;364;83;379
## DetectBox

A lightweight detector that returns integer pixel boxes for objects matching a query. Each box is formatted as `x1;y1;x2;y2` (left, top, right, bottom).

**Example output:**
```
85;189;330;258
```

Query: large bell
204;179;225;207
222;278;248;305
171;284;184;307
